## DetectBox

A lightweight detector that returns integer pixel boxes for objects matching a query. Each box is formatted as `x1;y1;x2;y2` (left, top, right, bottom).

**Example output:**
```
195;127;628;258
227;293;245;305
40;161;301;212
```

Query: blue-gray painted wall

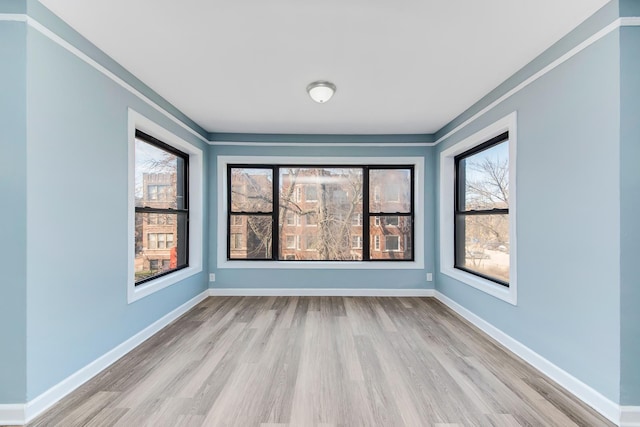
620;25;640;405
209;144;436;290
434;10;623;403
2;0;638;411
22;23;210;399
0;20;28;404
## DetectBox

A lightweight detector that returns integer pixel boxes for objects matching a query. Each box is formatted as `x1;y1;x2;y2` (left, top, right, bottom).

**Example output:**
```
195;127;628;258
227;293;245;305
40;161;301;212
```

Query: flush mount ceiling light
307;81;336;103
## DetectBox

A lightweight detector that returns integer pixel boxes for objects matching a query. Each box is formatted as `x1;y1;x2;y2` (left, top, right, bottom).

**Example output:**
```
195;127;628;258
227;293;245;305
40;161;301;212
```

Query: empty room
1;0;639;425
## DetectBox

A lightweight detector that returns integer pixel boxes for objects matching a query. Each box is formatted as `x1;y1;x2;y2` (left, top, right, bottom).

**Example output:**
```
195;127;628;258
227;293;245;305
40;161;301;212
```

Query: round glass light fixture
307;81;336;103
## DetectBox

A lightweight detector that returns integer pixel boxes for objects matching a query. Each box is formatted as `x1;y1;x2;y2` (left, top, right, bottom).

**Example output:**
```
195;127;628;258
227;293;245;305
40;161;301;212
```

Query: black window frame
454;131;509;287
134;130;190;285
227;164;415;262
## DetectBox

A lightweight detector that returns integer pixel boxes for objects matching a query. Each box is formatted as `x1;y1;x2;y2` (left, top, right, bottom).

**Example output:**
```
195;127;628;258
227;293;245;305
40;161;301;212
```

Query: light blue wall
620;25;640;406
209;144;436;290
435;13;622;402
0;20;28;404
23;14;210;399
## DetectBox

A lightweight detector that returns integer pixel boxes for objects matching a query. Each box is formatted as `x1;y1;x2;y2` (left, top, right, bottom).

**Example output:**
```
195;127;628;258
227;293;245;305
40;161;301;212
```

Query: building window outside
134;130;189;284
351;213;362;226
147;233;174;249
228;165;414;262
306;185;318;201
385;235;400;251
454;132;510;286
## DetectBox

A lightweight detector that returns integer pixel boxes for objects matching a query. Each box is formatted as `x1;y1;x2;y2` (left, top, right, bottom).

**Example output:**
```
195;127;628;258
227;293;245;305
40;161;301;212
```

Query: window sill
128;265;202;303
441;266;516;305
219;260;424;270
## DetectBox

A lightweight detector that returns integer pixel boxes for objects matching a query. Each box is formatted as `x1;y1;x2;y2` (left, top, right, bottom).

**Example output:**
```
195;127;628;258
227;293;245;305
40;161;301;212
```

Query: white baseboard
434;291;620;425
0;404;25;426
0;289;209;426
208;287;435;297
621;406;640;427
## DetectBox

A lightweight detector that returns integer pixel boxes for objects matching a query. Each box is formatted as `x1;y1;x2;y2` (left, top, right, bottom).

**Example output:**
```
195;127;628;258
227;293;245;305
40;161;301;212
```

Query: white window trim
127;109;203;303
217;155;425;270
374;235;381;251
439;111;517;305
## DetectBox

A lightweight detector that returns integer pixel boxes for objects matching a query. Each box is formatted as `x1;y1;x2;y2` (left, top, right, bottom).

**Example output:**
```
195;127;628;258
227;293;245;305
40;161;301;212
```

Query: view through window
454;132;510;285
134;131;189;284
228;166;414;262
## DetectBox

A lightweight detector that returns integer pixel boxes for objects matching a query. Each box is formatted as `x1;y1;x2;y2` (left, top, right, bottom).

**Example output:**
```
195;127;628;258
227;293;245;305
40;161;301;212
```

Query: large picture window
134;130;189;284
227;165;414;262
454;132;509;286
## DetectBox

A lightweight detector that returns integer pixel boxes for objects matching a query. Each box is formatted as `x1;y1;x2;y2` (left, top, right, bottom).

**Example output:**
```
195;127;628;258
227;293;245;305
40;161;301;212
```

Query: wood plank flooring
24;297;613;427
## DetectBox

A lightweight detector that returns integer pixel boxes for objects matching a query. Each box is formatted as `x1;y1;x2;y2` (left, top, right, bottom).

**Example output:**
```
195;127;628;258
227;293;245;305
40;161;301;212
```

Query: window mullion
272;166;279;261
363;167;370;260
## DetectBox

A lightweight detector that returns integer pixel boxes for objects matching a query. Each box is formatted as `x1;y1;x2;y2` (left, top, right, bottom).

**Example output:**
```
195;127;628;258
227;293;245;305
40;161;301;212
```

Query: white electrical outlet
426;273;433;282
209;273;216;282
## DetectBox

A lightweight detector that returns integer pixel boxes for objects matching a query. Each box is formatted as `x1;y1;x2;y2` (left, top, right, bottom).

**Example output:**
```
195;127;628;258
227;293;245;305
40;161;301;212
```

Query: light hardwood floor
24;297;612;426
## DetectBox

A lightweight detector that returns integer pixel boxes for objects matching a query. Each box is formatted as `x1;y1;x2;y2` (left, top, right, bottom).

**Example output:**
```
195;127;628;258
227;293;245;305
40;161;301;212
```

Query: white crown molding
620;17;640;26
1;290;209;426
434;291;621;425
0;13;27;22
209;288;435;297
435;17;640;146
0;14;208;145
621;406;640;427
210;141;436;147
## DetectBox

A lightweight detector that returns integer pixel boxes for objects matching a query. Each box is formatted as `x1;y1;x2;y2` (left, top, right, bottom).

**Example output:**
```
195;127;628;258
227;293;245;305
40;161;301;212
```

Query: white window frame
373;235;381;251
352;235;363;249
217;155;425;270
128;109;203;303
439;112;517;305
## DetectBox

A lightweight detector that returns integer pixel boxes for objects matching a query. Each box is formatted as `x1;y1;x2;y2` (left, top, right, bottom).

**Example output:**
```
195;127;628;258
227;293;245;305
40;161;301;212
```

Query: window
306;185;318;201
129;110;203;304
227;165;414;262
306;212;317;226
373;235;381;251
231;233;243;250
439;112;517;304
228;167;274;260
384;216;399;226
374;216;380;226
385;235;400;251
134;130;189;285
305;235;317;251
285;235;297;249
454;132;509;285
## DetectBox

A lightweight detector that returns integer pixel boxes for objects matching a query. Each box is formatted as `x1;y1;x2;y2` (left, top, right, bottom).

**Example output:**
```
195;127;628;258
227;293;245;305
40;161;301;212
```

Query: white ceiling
39;0;609;135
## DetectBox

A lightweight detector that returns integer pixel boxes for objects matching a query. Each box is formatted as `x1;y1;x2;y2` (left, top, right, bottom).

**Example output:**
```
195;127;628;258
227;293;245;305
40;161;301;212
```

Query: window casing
227;164;414;262
134;130;189;285
439;112;517;304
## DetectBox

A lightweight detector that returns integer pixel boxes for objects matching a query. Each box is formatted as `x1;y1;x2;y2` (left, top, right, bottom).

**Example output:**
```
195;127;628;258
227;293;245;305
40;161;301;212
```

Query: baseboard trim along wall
2;289;634;426
208;288;435;297
0;404;25;426
620;406;640;427
434;291;625;426
0;289;209;426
